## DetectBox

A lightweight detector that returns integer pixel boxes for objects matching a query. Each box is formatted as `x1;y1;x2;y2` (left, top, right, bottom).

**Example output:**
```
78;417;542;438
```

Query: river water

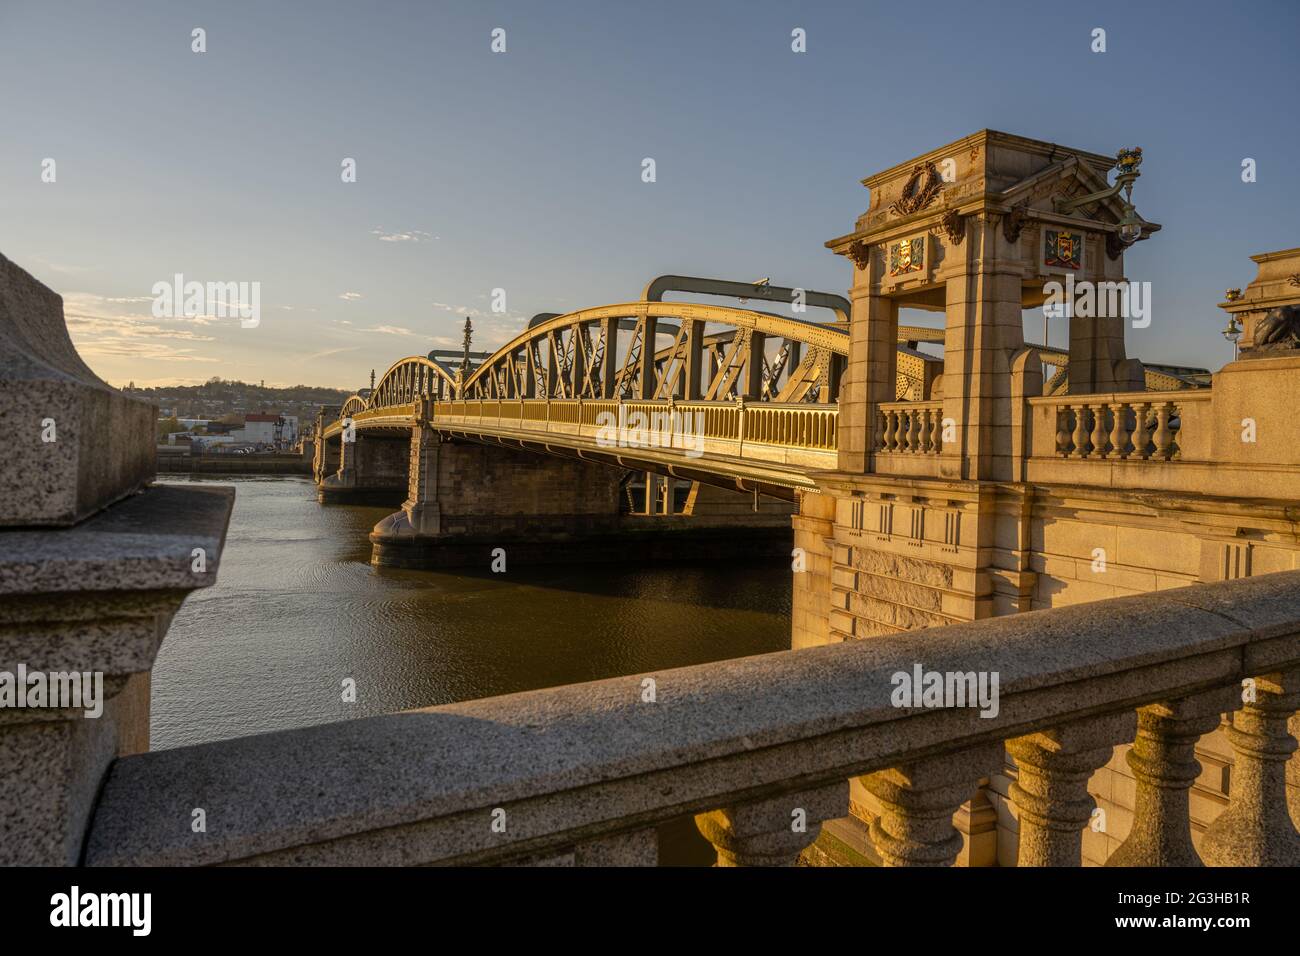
151;476;792;750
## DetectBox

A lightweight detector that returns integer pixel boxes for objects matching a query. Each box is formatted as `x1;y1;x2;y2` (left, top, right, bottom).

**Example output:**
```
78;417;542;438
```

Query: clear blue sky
2;0;1296;389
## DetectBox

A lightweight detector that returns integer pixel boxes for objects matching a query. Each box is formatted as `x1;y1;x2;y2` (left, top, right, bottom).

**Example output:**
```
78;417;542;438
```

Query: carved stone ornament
1290;274;1300;288
844;240;872;270
1248;304;1300;354
890;163;945;217
938;208;966;246
1002;204;1029;244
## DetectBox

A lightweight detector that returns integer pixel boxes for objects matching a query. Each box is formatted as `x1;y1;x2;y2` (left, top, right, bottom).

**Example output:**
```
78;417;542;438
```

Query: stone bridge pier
310;405;340;484
370;399;626;568
317;427;409;505
368;399;794;569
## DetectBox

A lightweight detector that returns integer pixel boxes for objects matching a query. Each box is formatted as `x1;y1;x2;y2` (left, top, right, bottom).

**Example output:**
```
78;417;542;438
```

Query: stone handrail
84;571;1300;867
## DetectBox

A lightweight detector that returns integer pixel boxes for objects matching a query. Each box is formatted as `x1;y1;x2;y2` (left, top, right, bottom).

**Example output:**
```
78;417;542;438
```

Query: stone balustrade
1031;391;1212;462
874;400;944;455
82;571;1300;867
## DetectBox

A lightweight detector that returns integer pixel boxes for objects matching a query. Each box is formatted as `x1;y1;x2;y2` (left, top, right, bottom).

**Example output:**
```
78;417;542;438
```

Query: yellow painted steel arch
350;355;461;413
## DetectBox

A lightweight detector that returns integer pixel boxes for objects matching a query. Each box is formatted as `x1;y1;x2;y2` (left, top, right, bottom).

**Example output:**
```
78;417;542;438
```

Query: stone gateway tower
793;131;1300;865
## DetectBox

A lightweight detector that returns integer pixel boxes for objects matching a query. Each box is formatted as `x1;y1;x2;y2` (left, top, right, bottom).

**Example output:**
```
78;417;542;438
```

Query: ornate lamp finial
460;317;474;376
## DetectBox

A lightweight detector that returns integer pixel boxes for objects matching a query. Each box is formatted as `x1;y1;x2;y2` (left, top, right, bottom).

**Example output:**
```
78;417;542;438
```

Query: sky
2;0;1297;391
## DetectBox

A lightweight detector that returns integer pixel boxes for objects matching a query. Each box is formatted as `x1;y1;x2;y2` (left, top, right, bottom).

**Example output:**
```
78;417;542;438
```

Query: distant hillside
122;377;354;423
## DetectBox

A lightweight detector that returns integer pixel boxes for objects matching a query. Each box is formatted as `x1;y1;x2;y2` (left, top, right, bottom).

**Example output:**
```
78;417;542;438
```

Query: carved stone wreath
890;163;945;217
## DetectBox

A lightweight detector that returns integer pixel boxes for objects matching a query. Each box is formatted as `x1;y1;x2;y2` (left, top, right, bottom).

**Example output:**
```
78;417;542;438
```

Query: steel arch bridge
319;278;1184;497
323;298;862;496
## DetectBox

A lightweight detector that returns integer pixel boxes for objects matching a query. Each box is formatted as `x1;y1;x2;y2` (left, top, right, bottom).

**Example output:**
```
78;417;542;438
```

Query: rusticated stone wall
791;491;835;651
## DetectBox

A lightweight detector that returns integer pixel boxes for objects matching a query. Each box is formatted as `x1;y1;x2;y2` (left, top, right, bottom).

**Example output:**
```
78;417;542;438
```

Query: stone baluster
1169;403;1183;460
1201;670;1300;866
861;745;1003;866
1131;401;1153;459
1107;687;1238;866
1056;407;1072;457
929;408;943;454
1071;405;1090;458
1152;402;1174;460
907;408;922;453
1007;712;1136;866
887;409;901;451
1109;402;1130;460
1090;403;1110;458
695;781;848;866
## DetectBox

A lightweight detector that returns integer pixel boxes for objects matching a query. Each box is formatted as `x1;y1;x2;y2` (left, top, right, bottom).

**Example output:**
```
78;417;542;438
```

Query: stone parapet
0;254;155;526
82;570;1300;866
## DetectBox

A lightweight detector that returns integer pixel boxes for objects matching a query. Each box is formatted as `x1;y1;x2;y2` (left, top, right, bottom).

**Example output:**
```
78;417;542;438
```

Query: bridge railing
428;397;838;472
1018;388;1300;499
84;571;1300;866
875;399;945;455
1028;390;1214;462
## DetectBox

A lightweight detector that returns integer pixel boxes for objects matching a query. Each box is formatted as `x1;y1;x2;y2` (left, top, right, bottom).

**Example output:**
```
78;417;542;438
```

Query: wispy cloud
359;324;416;336
300;345;361;362
371;228;436;243
338;291;363;301
63;293;221;363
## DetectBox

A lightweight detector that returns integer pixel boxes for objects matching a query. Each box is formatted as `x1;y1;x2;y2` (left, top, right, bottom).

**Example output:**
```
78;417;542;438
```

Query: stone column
1007;711;1136;866
861;744;1003;866
695;781;848;866
839;248;896;473
940;214;1025;482
1201;671;1300;866
1107;687;1237;867
1066;234;1144;394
